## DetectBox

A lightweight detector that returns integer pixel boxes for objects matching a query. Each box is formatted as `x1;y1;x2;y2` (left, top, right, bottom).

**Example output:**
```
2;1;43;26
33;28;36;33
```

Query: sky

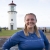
0;0;50;28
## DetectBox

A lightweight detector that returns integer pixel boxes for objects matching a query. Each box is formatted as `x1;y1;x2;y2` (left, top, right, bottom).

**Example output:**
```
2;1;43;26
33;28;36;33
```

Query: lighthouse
8;0;17;30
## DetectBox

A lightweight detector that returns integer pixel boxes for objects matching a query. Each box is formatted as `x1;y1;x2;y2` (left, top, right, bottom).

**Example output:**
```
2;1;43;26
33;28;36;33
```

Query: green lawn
0;29;50;36
0;29;21;36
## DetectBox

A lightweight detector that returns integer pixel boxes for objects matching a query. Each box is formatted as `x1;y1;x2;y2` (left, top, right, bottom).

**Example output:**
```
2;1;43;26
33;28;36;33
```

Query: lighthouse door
11;25;13;30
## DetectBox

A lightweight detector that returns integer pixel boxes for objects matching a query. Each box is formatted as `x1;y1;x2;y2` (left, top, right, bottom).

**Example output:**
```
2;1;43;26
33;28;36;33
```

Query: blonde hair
24;13;40;37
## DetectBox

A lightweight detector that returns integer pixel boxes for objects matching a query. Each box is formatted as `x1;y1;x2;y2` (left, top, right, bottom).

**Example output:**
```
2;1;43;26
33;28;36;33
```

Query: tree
0;27;2;32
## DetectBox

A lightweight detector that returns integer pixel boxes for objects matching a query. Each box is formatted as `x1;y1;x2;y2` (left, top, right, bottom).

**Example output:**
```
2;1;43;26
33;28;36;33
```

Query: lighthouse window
11;6;14;11
11;19;13;21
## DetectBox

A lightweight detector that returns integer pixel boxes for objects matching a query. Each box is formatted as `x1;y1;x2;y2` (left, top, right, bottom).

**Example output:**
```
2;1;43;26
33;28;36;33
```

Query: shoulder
38;30;46;37
10;30;24;38
15;30;24;34
15;30;24;35
39;30;44;34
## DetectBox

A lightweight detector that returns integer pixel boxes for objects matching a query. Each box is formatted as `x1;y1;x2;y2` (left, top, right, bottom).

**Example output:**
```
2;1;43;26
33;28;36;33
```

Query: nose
28;19;32;23
29;19;33;22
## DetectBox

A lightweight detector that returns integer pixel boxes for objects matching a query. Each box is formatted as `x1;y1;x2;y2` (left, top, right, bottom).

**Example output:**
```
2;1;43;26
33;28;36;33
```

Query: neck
27;27;34;33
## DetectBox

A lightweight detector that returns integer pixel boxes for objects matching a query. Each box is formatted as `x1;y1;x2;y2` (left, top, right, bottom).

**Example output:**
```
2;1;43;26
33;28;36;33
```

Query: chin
28;26;34;28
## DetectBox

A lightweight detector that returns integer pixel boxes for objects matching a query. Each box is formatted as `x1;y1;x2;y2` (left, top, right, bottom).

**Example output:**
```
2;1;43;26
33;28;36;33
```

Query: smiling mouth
27;23;35;25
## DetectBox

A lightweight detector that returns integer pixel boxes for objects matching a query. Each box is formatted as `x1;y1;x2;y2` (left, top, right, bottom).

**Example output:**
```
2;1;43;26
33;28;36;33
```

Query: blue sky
0;0;50;28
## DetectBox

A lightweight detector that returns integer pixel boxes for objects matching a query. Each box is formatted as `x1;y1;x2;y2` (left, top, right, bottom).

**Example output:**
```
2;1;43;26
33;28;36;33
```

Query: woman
2;13;49;50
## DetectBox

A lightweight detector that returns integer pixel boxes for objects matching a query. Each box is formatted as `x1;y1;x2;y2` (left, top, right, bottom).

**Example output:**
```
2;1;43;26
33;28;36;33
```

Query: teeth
29;23;33;24
27;23;34;25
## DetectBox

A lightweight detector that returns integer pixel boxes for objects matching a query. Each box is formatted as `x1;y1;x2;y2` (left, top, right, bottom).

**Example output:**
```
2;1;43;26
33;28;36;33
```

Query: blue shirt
2;30;49;50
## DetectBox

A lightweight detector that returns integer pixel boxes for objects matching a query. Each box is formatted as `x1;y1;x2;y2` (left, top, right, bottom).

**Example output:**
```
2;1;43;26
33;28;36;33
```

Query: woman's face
24;15;37;29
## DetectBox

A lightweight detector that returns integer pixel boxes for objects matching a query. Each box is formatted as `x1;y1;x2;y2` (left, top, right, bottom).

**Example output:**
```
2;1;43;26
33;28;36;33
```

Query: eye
26;19;29;21
31;19;35;21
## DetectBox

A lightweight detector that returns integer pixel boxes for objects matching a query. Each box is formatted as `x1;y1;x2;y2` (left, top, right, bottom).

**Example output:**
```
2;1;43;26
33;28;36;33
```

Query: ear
24;19;26;23
36;19;37;22
24;18;25;22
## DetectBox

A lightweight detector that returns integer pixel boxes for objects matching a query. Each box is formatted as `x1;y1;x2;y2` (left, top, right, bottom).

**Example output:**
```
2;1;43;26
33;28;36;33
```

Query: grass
0;29;50;41
0;29;50;36
0;29;21;36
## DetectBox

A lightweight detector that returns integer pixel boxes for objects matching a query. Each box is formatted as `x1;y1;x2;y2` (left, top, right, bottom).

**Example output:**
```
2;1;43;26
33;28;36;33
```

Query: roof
9;0;16;6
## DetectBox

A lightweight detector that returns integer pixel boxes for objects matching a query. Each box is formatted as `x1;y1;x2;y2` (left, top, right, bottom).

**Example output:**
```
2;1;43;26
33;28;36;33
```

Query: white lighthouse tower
8;0;17;30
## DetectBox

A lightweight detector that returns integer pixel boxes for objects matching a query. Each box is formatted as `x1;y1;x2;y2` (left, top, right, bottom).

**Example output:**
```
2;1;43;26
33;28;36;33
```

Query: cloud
0;0;6;3
39;0;46;2
38;0;50;2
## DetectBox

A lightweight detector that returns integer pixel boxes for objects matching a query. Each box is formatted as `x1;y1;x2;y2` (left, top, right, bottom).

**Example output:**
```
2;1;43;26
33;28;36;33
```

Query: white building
8;0;17;30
